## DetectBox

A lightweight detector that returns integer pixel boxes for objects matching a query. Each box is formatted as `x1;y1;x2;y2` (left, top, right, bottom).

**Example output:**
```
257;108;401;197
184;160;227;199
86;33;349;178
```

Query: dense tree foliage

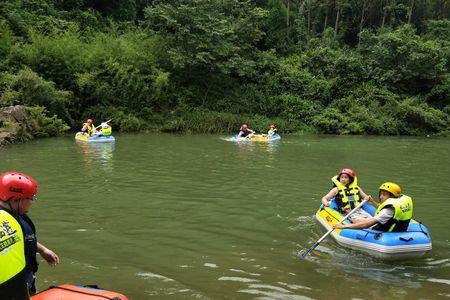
0;0;449;135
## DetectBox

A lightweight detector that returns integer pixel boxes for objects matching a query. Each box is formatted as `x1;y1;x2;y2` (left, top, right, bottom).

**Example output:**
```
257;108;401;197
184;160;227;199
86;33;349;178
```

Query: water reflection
234;140;281;162
76;141;115;171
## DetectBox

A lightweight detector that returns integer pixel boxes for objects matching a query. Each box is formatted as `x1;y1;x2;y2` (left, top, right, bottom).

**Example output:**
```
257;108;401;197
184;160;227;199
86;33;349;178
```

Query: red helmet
242;124;248;129
338;168;356;179
87;119;93;124
0;171;38;201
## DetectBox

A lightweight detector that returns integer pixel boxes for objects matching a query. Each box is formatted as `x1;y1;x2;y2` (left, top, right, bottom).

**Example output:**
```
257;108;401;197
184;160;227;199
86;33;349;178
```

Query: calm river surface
1;134;449;299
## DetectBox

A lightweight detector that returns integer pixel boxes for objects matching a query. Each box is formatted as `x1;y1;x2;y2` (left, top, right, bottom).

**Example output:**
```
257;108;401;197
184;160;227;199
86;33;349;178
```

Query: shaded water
0;134;449;299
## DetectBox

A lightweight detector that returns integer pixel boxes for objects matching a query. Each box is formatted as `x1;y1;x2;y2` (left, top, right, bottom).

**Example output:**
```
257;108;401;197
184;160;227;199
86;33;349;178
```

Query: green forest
0;0;449;136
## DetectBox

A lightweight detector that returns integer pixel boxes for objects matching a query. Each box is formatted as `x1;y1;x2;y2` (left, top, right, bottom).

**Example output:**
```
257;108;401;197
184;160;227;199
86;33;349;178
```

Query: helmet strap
6;197;21;215
6;197;15;213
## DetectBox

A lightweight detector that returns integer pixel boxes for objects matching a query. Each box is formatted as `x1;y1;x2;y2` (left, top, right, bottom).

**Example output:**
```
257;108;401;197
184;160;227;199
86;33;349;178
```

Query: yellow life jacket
83;123;95;136
0;209;26;285
374;195;413;232
268;128;277;136
331;175;361;211
101;126;112;136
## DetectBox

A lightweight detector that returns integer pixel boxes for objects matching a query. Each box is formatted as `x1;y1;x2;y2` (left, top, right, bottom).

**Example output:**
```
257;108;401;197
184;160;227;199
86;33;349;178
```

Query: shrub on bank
0;68;73;125
0;105;69;144
25;106;70;138
159;108;311;134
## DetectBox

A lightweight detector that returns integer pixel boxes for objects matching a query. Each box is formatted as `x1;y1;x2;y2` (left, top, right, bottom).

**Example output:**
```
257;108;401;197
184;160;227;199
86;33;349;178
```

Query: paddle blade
301;242;319;258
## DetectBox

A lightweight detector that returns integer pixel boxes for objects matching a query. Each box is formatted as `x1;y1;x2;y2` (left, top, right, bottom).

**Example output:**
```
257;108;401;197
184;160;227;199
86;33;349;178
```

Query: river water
1;134;449;299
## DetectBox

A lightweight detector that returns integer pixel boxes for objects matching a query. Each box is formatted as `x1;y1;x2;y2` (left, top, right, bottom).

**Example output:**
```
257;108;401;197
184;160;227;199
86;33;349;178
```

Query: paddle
301;199;369;258
95;119;112;130
245;130;256;139
236;130;255;140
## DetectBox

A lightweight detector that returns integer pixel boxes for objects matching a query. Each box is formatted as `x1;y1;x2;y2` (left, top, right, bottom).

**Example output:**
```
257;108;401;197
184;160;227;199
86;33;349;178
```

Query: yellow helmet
379;182;401;197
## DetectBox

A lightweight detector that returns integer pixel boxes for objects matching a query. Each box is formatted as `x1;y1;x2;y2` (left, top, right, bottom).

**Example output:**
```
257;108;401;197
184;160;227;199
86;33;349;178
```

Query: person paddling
237;124;255;139
99;122;112;136
333;182;413;232
0;172;59;296
321;168;375;220
81;119;98;136
267;124;277;136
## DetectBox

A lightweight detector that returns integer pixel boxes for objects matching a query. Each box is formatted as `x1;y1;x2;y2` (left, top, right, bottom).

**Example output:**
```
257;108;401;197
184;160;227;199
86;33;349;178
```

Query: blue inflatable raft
75;132;115;143
315;199;432;260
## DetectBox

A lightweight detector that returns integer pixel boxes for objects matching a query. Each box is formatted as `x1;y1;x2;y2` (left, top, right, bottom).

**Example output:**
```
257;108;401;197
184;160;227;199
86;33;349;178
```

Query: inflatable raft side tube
31;284;129;300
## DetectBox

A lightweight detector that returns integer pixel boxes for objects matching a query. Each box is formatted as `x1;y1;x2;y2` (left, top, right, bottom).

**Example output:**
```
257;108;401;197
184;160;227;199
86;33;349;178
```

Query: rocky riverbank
0;105;69;146
0;105;28;146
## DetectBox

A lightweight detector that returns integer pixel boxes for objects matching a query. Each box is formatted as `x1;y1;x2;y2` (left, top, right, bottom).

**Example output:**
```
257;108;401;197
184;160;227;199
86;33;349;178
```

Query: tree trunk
407;0;414;24
381;0;387;28
307;0;311;36
335;7;340;33
358;0;367;43
323;2;328;30
437;0;442;19
287;0;290;27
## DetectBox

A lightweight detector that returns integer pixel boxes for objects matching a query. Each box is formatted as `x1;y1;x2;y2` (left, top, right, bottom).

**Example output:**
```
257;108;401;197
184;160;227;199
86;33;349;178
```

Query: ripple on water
277;282;312;291
230;268;261;276
137;271;210;298
137;272;175;282
218;276;260;283
426;278;450;285
204;263;218;268
247;284;293;294
237;288;315;300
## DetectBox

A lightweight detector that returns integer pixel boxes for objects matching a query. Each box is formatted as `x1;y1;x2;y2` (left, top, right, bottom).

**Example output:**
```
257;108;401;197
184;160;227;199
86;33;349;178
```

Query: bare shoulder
328;187;338;195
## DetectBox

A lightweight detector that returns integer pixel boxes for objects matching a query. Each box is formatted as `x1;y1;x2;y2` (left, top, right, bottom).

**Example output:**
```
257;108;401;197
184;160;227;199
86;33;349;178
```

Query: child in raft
321;168;377;221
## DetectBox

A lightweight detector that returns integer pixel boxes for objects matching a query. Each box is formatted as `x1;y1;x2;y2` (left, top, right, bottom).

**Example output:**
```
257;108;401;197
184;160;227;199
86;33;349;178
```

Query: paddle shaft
301;199;369;258
95;119;112;130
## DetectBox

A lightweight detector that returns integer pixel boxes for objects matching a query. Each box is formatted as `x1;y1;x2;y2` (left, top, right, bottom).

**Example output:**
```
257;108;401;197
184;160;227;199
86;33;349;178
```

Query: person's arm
321;188;338;206
37;242;60;266
92;126;101;135
334;217;378;229
358;187;379;207
334;207;393;229
372;207;394;225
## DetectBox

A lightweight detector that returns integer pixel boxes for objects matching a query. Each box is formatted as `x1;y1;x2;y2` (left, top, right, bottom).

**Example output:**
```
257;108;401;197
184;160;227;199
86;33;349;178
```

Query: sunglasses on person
24;195;37;202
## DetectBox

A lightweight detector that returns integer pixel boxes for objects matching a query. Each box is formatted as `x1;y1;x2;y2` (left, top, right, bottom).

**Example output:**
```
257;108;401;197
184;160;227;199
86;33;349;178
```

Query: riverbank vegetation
0;105;69;145
0;0;449;137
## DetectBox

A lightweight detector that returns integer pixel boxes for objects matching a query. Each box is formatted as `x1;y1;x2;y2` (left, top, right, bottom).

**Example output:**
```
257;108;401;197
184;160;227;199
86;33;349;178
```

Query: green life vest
0;209;26;285
101;126;112;136
374;195;413;232
83;123;95;136
331;175;361;211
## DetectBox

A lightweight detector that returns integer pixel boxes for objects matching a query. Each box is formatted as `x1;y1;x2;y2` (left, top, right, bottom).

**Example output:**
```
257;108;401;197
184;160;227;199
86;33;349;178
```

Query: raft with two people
314;198;432;259
75;119;115;143
230;123;281;142
232;133;281;142
304;169;432;260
